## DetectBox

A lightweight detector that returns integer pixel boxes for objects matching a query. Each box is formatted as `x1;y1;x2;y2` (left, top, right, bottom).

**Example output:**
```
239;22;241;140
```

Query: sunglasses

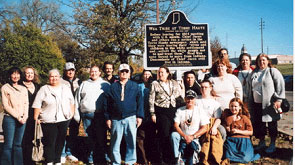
120;69;129;73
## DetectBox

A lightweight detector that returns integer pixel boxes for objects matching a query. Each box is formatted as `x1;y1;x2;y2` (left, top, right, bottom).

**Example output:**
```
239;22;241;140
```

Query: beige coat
1;83;29;121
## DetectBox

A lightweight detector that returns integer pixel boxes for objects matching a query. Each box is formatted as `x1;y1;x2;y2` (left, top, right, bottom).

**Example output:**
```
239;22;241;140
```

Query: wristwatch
193;134;197;139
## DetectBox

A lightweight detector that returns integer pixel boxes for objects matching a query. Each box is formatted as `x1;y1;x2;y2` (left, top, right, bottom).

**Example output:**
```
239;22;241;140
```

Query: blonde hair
23;66;40;83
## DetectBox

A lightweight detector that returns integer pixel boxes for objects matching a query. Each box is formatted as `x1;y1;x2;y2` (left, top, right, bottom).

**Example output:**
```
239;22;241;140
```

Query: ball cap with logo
118;64;130;71
185;90;197;98
65;62;76;70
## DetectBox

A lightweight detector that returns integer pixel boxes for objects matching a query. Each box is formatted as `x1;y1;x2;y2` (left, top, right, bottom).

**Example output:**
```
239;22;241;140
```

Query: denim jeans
110;115;137;165
1;115;26;165
81;112;95;163
171;132;199;165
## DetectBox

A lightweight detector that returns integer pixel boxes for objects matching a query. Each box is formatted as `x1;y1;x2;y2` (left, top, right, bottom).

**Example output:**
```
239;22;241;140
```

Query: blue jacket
104;80;144;120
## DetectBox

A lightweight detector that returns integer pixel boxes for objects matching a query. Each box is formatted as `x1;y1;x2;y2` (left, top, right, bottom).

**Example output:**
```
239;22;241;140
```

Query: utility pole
259;18;265;53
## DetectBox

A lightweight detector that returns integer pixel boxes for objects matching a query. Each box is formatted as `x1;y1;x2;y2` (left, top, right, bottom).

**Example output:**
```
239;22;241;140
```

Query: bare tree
0;0;68;33
65;0;201;64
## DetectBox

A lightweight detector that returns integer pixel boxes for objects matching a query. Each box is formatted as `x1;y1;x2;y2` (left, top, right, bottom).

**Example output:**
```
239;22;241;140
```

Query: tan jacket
1;83;29;121
199;118;225;165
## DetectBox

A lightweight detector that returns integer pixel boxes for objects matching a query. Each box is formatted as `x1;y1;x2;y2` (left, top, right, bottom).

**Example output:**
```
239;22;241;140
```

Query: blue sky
180;0;293;58
1;0;293;58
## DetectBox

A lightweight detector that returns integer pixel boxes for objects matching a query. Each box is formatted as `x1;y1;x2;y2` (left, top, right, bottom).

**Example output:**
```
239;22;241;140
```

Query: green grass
275;64;293;76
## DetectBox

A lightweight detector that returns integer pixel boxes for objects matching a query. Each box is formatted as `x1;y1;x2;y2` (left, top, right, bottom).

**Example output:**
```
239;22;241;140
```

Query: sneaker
265;143;276;153
254;141;266;150
55;163;62;165
61;157;66;163
67;155;78;162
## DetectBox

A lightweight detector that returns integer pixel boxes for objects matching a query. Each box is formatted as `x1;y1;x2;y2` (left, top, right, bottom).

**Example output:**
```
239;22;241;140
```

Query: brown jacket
199;118;225;165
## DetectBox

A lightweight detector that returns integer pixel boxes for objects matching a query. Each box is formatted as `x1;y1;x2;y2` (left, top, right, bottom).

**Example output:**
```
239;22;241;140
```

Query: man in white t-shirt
171;90;209;164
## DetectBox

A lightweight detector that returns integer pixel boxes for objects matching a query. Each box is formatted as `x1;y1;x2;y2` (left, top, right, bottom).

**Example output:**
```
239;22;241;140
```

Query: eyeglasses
120;69;129;73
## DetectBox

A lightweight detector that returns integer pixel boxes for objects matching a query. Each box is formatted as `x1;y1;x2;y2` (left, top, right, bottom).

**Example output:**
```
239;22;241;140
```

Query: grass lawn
275;64;293;76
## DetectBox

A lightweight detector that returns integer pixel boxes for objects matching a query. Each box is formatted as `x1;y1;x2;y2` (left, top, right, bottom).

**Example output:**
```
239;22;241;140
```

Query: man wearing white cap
171;90;209;164
105;63;144;165
60;62;81;162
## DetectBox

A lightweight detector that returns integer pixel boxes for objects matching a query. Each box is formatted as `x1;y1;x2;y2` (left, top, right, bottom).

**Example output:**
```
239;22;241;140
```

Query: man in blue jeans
105;63;144;165
171;90;208;165
75;65;110;164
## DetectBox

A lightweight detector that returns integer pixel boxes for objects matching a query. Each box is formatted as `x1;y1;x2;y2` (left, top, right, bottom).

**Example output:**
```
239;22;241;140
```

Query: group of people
0;47;286;165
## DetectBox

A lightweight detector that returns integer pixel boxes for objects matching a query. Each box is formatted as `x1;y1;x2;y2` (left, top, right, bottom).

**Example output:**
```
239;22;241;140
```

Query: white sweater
75;77;110;114
209;74;243;110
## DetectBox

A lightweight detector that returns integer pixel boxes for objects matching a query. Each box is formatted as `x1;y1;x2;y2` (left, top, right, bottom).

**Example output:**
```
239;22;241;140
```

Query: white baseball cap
118;64;130;71
65;62;75;70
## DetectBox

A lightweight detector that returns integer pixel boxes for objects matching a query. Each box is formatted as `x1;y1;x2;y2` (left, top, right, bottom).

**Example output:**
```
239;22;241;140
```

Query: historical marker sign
144;10;211;70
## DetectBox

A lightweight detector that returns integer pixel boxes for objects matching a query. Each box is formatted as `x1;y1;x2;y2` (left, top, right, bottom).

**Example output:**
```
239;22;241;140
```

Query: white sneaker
61;157;66;163
67;155;78;161
55;163;62;165
47;163;53;165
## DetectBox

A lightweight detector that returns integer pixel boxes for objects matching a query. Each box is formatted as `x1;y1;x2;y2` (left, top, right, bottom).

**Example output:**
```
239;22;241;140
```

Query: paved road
277;91;293;136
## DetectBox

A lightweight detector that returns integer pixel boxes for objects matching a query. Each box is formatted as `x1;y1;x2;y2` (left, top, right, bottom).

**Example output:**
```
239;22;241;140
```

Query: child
223;98;260;163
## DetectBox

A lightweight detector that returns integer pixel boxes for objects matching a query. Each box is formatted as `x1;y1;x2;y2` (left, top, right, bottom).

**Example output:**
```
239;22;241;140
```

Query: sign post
144;10;211;76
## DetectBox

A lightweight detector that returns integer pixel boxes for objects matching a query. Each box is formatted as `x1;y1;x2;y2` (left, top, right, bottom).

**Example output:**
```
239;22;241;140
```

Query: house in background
230;45;293;66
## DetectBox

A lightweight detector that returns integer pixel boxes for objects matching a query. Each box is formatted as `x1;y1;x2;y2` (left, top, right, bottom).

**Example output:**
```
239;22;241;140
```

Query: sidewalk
277;91;293;136
278;111;293;136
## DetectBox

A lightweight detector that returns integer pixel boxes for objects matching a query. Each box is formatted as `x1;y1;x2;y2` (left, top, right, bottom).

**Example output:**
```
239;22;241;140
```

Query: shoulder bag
269;68;290;112
32;120;44;162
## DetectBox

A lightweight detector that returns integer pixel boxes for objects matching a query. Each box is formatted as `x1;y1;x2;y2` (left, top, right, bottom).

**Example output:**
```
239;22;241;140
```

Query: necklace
23;81;35;93
240;70;250;86
185;108;194;127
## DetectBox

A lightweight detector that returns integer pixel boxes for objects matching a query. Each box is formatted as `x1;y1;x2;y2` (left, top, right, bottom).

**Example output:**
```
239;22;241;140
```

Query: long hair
158;65;172;80
255;53;273;69
7;67;23;86
229;98;250;118
23;66;40;84
211;58;232;76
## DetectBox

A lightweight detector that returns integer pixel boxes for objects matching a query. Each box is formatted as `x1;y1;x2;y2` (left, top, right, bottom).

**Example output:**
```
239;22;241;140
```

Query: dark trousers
41;120;70;163
22;117;35;165
136;120;157;164
93;113;108;163
155;105;176;163
252;103;278;139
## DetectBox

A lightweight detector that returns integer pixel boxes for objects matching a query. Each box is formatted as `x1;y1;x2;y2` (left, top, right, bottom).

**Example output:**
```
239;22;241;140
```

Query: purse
32;120;44;162
269;68;290;112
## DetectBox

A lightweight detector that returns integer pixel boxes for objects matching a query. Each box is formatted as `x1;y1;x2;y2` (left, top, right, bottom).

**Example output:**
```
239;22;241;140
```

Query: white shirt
196;98;222;119
251;69;265;103
174;105;209;135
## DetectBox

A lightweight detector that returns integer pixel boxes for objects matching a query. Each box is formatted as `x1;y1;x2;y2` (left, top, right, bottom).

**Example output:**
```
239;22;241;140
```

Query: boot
265;142;276;153
254;140;266;151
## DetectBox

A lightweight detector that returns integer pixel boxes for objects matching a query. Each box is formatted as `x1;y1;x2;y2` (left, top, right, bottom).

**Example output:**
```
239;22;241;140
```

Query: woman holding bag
21;66;41;165
248;53;285;154
32;69;75;164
